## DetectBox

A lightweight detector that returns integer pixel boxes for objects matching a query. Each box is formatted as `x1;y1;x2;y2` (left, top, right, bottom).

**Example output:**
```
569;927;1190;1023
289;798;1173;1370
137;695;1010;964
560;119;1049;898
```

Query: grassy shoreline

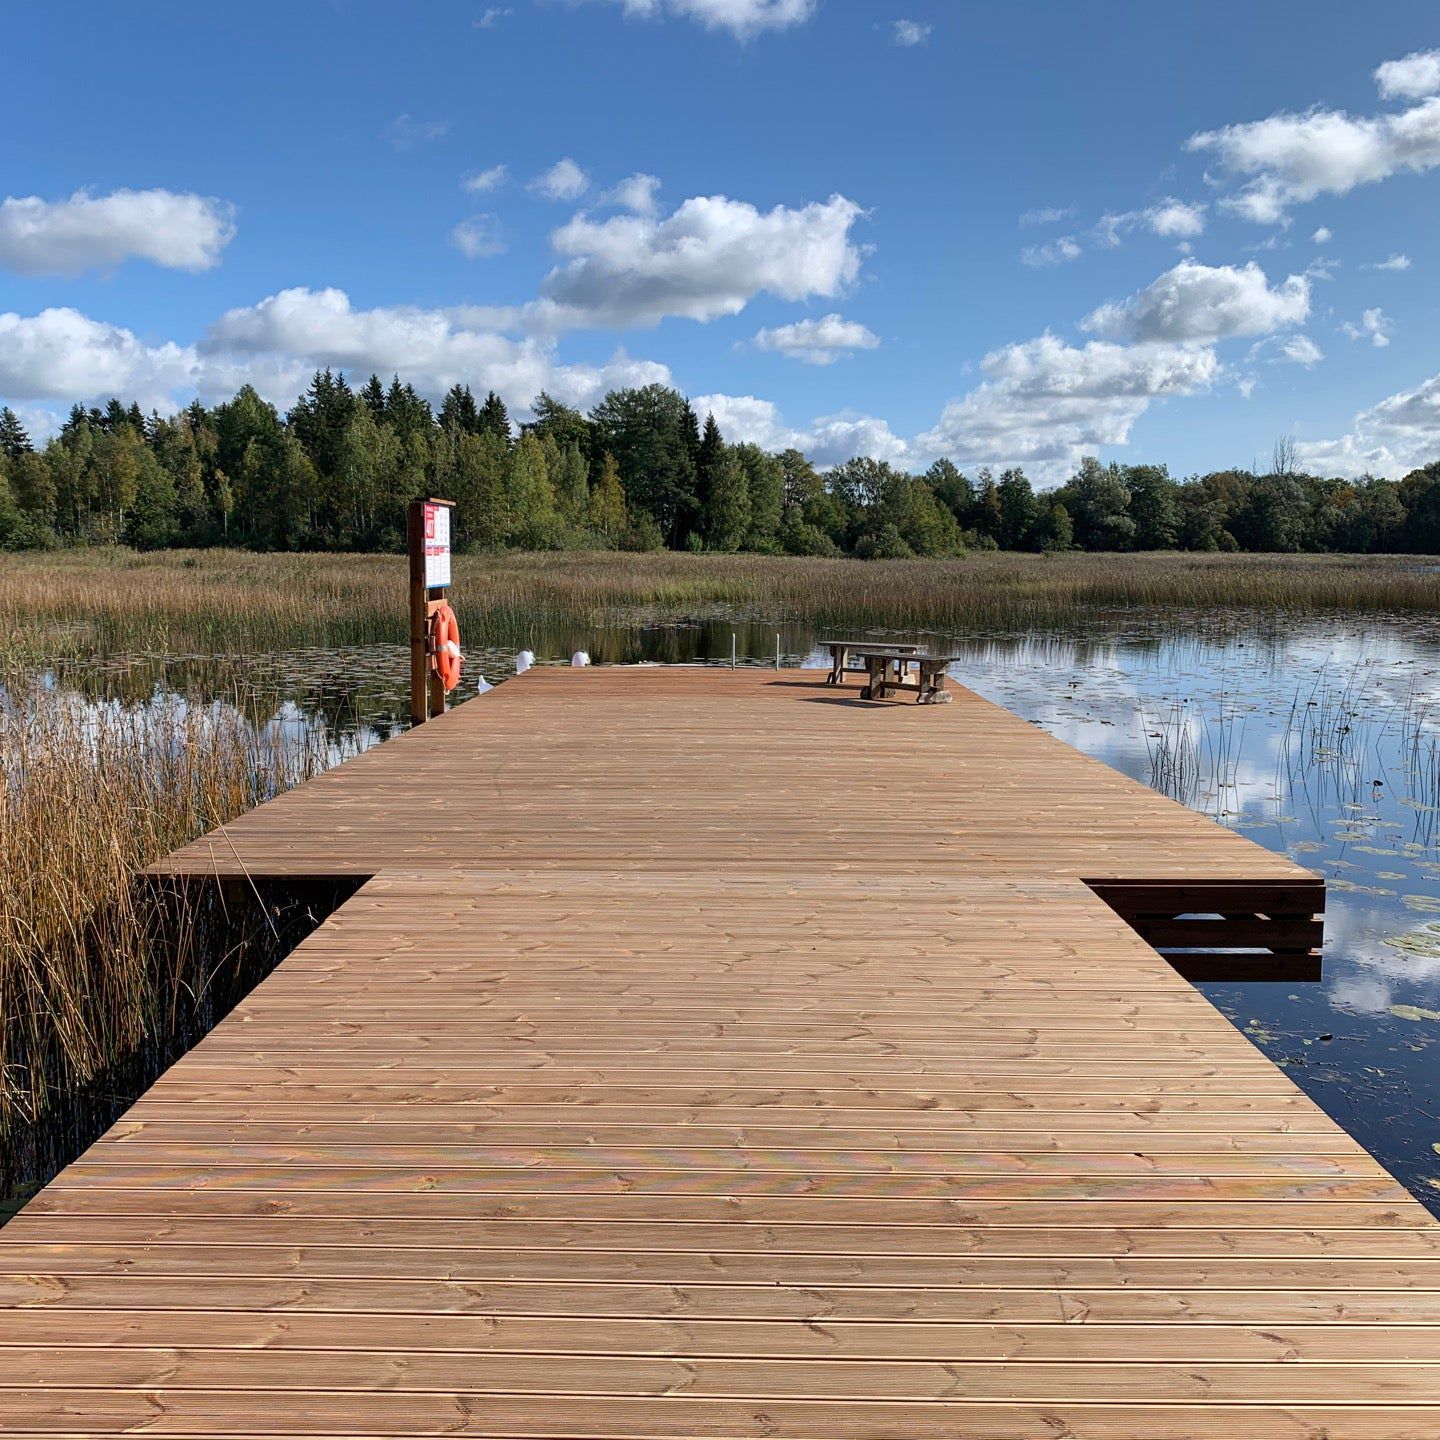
2;548;1438;662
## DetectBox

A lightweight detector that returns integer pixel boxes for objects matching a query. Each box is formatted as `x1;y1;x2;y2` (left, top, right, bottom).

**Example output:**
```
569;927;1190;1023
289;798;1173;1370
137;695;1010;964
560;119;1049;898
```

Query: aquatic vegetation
0;669;340;1198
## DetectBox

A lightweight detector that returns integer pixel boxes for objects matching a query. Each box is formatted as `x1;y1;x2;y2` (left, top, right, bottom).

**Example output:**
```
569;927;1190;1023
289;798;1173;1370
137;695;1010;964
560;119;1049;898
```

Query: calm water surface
46;610;1440;1212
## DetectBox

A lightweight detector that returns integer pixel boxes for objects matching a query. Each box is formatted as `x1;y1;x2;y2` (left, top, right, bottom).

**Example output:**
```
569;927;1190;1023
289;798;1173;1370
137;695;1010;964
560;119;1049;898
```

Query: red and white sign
423;502;451;588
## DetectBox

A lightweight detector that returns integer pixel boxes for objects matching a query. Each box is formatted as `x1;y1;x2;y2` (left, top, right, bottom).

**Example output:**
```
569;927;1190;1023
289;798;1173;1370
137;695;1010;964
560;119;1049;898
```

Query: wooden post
407;497;455;727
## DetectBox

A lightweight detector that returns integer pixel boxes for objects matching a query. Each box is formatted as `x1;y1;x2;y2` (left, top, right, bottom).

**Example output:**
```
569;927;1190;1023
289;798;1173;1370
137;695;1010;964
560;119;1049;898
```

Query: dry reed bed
1;549;1437;661
0;672;330;1199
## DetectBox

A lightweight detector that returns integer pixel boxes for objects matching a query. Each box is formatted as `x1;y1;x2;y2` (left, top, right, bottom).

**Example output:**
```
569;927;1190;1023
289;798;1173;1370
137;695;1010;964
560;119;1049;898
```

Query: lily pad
1389;1004;1440;1023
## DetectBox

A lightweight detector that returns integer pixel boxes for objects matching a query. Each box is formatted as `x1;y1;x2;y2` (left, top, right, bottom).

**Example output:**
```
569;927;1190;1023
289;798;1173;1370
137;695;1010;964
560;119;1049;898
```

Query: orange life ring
429;601;463;692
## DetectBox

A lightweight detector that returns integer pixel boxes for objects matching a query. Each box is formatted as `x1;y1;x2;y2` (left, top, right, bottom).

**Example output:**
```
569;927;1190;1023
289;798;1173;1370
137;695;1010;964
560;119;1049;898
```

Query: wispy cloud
462;165;508;194
1018;205;1074;227
1342;307;1391;347
1020;235;1081;267
891;19;931;46
451;215;505;259
387;114;449;150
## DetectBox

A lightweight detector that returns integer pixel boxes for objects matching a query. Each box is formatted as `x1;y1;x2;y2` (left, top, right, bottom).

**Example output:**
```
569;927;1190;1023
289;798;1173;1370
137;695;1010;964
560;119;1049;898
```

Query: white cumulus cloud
1365;252;1411;271
1187;90;1440;224
0;307;197;407
1083;260;1309;343
0;189;235;275
536;192;865;328
529;158;590;201
1299;368;1440;477
752;312;879;364
0;290;680;422
1094;198;1207;248
1143;197;1207;238
692;392;910;466
916;333;1219;479
602;173;662;215
1312;225;1332;243
1375;49;1440;101
201;287;673;415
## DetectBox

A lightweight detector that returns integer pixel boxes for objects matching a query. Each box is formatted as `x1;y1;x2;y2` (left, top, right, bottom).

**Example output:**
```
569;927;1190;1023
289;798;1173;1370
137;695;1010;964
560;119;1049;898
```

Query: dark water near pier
42;610;1440;1213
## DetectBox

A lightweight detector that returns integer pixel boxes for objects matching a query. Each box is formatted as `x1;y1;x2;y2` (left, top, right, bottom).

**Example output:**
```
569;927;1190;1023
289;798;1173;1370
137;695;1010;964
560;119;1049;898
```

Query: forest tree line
1;371;1439;557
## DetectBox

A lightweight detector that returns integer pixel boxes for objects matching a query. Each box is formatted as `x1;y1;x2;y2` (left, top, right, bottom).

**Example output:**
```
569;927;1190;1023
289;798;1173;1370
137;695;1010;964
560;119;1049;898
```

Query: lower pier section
3;870;1437;1436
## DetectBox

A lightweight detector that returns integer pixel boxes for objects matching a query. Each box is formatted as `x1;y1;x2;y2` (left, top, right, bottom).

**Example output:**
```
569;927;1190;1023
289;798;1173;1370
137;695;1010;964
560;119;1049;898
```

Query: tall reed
0;670;333;1202
1;549;1437;664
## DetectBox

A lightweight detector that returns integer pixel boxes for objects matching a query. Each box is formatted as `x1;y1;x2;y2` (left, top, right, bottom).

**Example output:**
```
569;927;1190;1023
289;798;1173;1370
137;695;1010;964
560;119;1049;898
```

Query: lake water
42;610;1440;1213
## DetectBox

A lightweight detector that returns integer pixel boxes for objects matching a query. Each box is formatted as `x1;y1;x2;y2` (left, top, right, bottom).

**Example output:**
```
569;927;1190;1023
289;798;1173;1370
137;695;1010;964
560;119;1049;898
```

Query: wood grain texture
7;666;1434;1436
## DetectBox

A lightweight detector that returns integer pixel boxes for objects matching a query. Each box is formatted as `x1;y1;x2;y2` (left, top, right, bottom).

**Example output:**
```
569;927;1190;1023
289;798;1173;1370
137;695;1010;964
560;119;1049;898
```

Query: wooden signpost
407;497;454;726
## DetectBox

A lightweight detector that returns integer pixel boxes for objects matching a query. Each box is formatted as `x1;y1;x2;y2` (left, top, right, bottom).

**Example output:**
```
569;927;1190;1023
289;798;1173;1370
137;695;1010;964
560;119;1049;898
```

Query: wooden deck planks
151;668;1313;881
4;667;1436;1437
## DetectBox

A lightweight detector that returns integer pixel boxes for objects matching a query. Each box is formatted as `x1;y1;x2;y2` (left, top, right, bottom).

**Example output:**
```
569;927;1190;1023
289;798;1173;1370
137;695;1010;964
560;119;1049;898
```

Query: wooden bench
820;638;922;685
858;648;958;704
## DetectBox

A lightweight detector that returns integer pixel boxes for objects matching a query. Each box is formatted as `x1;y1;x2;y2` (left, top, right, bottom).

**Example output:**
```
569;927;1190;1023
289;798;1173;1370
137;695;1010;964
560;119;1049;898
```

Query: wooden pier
4;667;1439;1437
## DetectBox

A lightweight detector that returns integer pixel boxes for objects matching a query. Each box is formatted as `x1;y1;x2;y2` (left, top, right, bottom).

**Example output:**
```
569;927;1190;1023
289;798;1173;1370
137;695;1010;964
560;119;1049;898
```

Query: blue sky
3;0;1440;482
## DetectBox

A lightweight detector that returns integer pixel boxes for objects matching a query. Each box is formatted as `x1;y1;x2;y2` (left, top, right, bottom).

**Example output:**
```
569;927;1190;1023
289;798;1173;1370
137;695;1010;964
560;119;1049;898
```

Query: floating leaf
1331;878;1396;896
1384;925;1440;960
1389;1004;1440;1023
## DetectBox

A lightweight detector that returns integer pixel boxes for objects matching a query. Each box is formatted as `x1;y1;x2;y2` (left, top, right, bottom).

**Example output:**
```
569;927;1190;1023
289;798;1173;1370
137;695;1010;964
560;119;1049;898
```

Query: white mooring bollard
571;650;591;667
515;649;535;674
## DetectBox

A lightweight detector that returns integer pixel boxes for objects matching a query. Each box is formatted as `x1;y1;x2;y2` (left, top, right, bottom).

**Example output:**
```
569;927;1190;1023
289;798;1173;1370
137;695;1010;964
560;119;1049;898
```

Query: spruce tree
0;407;32;461
360;374;387;423
440;384;481;437
695;413;723;522
478;390;512;444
